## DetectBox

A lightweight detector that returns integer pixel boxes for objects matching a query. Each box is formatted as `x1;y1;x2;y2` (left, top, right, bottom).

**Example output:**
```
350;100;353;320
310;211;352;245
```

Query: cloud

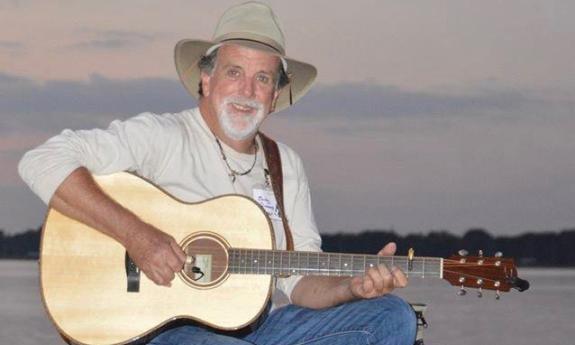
0;73;194;133
0;41;23;49
66;30;158;50
0;40;25;56
3;71;571;144
282;82;545;119
2;72;558;124
0;0;21;9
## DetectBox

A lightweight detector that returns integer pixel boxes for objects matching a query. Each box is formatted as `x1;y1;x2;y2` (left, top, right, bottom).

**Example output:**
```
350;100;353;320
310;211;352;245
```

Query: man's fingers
391;266;408;288
170;240;187;264
377;242;397;256
367;266;386;292
361;275;373;294
166;241;186;272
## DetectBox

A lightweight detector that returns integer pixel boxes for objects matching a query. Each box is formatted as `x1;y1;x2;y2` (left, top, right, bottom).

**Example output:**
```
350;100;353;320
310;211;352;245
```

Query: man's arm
19;114;186;285
290;243;408;309
49;168;186;286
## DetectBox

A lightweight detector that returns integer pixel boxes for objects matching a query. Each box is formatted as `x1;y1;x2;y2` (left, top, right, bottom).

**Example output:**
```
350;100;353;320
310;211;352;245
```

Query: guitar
39;172;529;345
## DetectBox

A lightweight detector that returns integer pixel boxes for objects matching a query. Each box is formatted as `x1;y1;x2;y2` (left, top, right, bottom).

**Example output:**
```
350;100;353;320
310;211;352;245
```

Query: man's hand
124;224;187;287
291;242;408;309
347;242;408;299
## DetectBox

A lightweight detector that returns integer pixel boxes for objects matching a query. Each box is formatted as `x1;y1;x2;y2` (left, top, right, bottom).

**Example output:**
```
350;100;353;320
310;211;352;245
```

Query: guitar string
178;246;497;264
178;265;500;286
179;256;504;283
177;249;501;272
179;246;444;261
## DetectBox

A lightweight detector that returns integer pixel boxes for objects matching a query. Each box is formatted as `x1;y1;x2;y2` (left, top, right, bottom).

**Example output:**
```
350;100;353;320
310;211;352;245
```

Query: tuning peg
458;249;469;257
476;278;484;298
458;287;467;296
478;250;483;257
494;251;503;258
495;290;501;300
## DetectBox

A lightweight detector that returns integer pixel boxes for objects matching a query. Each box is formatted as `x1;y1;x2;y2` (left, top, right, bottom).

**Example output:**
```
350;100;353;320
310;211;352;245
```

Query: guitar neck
227;248;443;278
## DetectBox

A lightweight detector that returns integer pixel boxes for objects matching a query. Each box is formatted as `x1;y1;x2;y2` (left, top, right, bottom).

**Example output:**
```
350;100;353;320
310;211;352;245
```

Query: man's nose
240;77;255;98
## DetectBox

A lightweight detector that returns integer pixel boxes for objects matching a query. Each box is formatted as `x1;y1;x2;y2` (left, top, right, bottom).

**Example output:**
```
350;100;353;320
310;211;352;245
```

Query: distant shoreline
2;228;575;266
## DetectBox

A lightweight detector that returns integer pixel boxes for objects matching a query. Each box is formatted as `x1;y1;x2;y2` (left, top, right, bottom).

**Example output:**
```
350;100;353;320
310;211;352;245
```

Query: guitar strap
258;132;295;252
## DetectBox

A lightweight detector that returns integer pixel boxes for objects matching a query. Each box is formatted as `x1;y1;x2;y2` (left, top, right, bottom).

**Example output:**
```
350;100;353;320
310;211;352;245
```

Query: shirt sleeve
18;112;175;204
274;145;322;303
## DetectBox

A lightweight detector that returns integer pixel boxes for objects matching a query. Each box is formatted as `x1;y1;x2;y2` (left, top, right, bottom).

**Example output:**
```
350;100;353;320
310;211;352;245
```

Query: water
1;260;573;345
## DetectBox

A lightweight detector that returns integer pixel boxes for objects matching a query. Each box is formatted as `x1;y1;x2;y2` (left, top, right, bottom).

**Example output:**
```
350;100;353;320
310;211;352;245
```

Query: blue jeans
148;294;417;345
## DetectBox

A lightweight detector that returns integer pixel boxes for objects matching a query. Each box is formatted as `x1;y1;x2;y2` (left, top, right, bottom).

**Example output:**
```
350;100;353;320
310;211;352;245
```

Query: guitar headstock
442;250;529;298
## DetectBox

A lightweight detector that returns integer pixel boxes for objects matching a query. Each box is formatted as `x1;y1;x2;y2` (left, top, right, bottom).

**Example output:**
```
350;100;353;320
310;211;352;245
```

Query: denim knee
369;295;417;345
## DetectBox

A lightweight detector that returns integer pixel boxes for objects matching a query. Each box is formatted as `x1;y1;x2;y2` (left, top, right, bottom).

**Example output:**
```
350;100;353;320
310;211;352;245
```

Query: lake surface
1;260;574;344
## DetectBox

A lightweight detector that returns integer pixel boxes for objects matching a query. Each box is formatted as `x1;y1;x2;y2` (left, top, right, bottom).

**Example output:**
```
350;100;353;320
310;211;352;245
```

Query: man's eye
257;74;271;84
226;69;240;78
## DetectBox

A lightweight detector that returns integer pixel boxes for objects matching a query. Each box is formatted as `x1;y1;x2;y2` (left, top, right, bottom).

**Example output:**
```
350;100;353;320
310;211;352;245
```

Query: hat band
206;40;288;73
215;31;285;55
219;38;284;55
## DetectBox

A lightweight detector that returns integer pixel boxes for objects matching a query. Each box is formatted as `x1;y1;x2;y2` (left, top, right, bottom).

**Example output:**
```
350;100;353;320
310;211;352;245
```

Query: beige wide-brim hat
175;1;317;113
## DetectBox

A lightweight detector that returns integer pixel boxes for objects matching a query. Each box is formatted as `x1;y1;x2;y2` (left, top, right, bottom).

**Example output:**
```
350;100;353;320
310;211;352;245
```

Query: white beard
217;96;266;141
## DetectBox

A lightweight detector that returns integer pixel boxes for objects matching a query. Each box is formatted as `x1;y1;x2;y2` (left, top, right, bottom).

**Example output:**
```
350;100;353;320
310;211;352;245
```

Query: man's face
201;44;281;141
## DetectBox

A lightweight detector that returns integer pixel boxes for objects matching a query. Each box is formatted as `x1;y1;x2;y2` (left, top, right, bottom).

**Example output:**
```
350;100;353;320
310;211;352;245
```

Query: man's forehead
217;43;281;69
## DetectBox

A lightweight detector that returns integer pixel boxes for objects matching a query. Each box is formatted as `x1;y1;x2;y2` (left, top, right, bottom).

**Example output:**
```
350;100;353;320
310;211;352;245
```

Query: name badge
253;188;282;222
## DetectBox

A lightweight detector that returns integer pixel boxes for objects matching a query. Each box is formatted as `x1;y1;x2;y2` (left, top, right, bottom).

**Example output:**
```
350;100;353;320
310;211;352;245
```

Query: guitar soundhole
179;232;230;288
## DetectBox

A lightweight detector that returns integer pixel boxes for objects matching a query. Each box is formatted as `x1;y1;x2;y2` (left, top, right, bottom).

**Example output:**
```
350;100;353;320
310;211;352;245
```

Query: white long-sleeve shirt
18;107;322;308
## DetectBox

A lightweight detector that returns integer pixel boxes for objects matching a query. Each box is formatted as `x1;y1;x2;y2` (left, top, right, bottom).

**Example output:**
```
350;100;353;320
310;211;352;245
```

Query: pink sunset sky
1;0;574;235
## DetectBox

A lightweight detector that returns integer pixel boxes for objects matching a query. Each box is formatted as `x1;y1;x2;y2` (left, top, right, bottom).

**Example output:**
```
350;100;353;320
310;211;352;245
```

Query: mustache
223;96;263;110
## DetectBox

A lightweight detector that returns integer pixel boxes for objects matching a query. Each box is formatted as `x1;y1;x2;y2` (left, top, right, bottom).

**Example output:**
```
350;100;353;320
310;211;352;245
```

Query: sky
1;0;574;236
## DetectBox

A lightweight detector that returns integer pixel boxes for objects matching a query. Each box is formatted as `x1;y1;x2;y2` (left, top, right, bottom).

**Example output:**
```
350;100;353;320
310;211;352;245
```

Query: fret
411;258;423;277
256;250;262;274
245;249;250;273
341;254;351;275
295;251;300;275
317;253;329;275
422;257;425;278
272;250;279;274
282;251;290;275
352;254;364;274
236;248;241;274
228;249;235;273
244;249;248;274
366;255;378;270
314;252;329;274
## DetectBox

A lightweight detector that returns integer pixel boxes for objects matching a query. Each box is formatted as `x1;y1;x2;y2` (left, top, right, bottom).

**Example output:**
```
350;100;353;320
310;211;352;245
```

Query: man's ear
200;71;211;97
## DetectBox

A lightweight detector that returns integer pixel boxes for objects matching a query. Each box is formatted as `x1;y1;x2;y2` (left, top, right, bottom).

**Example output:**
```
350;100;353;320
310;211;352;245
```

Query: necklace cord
215;137;259;182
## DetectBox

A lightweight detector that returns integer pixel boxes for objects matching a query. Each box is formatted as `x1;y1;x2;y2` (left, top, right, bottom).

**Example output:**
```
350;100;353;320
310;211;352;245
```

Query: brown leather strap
259;132;294;251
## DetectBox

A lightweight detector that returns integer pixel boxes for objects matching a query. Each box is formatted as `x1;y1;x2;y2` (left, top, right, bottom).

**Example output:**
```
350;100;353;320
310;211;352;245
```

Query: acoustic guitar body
40;172;274;345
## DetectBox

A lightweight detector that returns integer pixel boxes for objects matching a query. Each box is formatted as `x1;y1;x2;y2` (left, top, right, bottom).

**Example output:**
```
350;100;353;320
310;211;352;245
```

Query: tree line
1;227;574;266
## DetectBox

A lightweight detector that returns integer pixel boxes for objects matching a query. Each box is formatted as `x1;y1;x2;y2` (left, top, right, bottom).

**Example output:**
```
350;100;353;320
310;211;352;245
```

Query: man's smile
230;102;256;114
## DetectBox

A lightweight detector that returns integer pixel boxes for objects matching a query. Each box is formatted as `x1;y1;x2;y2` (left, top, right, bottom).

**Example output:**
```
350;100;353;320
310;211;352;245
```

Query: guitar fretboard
227;249;443;278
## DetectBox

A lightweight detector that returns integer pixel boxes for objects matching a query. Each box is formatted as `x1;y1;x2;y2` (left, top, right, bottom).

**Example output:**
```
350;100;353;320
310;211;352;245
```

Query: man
19;2;416;344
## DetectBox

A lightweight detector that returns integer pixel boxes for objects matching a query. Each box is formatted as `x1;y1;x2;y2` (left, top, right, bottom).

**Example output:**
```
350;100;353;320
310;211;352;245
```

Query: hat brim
174;39;317;113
